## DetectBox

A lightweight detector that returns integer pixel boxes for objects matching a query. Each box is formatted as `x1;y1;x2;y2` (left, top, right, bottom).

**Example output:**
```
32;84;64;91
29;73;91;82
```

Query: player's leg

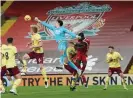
81;75;88;88
6;73;14;86
58;42;80;73
104;68;112;90
39;64;48;88
0;66;7;93
81;55;87;74
21;52;34;73
59;50;65;67
64;56;80;73
36;53;48;88
70;68;78;91
58;41;67;66
21;53;30;73
9;66;22;95
64;64;75;74
117;68;128;90
64;64;77;91
76;58;88;88
0;79;5;93
80;55;88;87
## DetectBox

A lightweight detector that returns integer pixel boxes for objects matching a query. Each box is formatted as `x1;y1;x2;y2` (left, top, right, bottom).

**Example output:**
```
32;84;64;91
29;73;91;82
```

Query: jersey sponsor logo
25;2;112;40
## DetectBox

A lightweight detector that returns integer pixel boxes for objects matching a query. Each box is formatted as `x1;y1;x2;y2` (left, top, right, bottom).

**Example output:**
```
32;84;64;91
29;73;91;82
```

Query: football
24;15;31;21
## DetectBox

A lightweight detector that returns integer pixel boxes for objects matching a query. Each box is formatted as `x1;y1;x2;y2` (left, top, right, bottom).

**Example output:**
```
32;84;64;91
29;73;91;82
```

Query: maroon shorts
108;67;122;76
64;62;82;75
28;51;44;64
76;52;87;62
7;66;20;76
64;64;77;75
64;64;86;83
1;66;7;80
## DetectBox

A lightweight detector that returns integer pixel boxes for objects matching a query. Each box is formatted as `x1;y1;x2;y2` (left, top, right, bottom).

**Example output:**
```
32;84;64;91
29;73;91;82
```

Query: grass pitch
1;86;133;98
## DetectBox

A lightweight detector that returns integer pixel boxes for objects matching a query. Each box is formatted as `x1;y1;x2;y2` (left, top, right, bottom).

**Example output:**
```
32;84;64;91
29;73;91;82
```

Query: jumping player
34;17;82;75
69;32;90;88
104;46;128;90
22;25;48;88
75;32;90;75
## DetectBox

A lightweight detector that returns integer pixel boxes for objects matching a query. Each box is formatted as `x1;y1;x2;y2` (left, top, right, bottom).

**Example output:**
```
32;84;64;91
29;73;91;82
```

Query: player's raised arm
64;28;77;39
34;17;55;30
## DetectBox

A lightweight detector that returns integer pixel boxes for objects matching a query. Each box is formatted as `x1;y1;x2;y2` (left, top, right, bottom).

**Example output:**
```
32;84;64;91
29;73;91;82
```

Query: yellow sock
41;68;48;82
0;80;5;91
105;76;110;88
72;80;76;87
71;74;78;87
12;79;21;89
10;80;14;85
122;78;127;88
22;60;27;67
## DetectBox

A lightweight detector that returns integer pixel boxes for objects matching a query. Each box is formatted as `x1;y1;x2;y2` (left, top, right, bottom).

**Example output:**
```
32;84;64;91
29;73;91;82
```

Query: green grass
1;86;133;98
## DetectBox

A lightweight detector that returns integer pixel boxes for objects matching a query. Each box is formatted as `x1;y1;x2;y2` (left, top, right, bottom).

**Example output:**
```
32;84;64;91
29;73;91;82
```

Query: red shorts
7;66;20;76
108;67;122;76
28;51;44;64
76;52;87;62
1;66;7;79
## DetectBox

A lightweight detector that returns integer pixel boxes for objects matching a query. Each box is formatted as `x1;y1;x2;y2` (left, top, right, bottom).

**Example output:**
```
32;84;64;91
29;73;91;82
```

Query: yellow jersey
31;33;43;53
106;51;123;68
66;47;76;61
3;44;17;68
0;44;7;67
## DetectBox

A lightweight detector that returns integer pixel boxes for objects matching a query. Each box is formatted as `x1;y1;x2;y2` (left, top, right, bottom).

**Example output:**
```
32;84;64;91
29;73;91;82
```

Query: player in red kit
75;32;90;87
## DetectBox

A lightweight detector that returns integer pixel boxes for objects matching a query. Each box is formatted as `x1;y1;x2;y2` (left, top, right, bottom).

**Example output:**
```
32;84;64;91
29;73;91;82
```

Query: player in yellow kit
22;25;48;88
0;44;7;93
2;38;22;95
104;46;128;90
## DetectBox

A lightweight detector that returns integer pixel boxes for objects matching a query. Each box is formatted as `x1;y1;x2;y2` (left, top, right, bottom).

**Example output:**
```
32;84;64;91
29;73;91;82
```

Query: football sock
22;60;27;67
122;78;127;89
105;76;110;88
41;68;48;82
59;55;65;65
12;79;21;89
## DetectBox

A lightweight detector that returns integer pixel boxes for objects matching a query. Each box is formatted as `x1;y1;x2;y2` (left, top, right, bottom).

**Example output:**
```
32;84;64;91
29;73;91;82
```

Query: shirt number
5;52;9;60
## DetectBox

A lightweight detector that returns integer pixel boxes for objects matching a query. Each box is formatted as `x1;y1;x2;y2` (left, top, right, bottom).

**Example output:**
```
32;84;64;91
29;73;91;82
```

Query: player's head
108;46;114;53
78;32;85;41
7;37;13;44
55;19;63;28
30;25;38;34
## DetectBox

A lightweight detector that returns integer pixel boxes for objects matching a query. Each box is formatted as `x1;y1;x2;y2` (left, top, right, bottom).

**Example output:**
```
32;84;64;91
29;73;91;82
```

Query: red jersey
76;38;90;54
